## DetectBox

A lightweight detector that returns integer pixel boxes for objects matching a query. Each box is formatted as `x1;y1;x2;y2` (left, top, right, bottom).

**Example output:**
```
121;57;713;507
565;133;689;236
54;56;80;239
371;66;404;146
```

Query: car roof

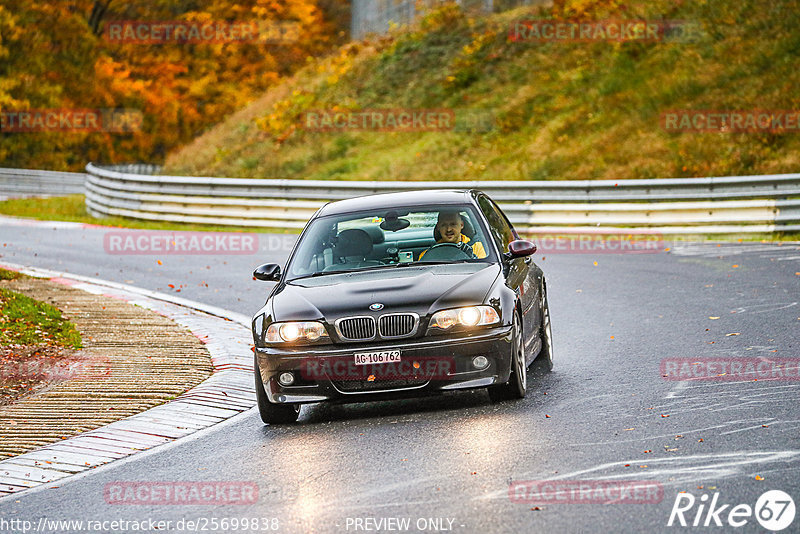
316;189;478;217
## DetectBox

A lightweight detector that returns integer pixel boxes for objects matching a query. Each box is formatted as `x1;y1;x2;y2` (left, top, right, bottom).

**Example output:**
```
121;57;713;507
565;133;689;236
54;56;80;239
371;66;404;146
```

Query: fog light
472;356;489;370
278;372;295;386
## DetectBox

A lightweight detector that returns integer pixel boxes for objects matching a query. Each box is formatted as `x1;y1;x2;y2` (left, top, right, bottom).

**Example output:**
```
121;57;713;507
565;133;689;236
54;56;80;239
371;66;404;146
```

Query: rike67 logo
668;490;795;530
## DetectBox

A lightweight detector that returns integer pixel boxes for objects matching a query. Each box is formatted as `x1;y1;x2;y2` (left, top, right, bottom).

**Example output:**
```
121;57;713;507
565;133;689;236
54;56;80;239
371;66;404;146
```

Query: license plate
354;350;401;365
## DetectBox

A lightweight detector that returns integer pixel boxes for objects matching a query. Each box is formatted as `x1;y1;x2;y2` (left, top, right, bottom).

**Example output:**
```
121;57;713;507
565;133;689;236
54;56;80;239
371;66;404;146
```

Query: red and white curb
0;263;255;499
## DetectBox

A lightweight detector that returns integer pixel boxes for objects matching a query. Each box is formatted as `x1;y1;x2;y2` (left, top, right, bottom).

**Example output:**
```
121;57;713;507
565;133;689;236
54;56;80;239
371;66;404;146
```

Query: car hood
271;263;502;321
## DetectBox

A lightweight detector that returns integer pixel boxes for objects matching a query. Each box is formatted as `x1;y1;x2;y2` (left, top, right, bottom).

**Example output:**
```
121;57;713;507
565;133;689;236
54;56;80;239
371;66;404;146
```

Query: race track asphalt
0;222;798;533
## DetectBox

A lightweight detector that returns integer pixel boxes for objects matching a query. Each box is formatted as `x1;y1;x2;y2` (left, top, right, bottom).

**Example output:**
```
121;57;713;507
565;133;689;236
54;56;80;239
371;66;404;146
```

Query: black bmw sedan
251;190;553;423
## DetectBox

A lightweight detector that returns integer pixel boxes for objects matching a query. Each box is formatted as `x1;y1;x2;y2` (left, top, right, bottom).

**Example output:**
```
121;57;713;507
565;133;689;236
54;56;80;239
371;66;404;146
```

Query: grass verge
164;0;800;182
0;286;82;348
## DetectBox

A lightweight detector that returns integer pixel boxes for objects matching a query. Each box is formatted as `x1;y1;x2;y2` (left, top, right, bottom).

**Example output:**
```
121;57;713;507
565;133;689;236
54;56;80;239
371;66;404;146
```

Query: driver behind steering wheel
419;210;487;260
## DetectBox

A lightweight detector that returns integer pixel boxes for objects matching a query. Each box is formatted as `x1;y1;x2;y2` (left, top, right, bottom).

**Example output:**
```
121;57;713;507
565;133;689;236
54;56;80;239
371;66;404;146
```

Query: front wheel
488;315;526;402
255;357;300;424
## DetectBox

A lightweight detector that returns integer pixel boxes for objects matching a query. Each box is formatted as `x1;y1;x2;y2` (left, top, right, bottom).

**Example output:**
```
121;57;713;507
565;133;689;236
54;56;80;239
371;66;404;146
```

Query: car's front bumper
255;326;514;405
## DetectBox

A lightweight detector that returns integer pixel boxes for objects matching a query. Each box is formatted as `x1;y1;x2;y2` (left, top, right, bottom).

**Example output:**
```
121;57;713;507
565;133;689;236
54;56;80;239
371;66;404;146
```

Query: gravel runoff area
0;265;255;498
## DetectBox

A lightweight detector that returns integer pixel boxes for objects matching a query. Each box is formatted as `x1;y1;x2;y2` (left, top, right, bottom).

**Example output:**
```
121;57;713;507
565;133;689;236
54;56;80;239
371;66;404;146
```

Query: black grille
333;377;429;392
378;314;417;338
337;317;375;340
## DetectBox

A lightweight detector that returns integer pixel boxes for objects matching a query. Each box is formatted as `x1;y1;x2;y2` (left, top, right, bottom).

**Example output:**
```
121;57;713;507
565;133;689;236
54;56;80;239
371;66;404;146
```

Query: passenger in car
419;210;487;260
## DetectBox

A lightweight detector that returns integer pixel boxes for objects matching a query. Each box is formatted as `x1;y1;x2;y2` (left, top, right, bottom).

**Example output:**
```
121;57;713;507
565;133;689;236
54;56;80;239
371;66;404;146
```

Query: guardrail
0;168;85;198
84;163;800;234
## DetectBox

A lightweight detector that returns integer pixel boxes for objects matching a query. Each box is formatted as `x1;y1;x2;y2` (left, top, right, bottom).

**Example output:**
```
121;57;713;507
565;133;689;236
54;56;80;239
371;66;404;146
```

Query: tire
536;282;554;372
254;357;300;424
488;314;527;402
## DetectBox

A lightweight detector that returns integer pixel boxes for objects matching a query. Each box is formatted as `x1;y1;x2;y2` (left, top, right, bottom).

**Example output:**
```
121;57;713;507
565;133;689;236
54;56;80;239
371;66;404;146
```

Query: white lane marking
671;243;800;257
664;381;689;399
729;302;797;314
568;420;771;447
478;451;800;502
719;423;779;436
672;382;798;392
0;215;89;229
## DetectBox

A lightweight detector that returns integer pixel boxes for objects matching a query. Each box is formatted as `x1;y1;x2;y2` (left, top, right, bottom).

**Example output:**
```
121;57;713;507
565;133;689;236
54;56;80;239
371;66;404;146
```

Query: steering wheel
420;242;475;261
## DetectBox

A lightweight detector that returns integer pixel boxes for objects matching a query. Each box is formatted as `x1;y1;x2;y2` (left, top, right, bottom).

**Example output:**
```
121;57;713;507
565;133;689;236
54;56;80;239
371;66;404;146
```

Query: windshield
285;204;497;280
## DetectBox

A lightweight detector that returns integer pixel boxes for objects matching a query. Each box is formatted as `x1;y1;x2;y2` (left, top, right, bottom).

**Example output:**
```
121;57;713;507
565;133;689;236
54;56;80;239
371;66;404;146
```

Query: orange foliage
0;0;348;170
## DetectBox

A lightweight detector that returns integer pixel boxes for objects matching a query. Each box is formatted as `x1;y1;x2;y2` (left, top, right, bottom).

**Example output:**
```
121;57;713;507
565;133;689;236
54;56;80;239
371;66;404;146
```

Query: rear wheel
488;314;526;402
536;282;554;371
255;357;300;424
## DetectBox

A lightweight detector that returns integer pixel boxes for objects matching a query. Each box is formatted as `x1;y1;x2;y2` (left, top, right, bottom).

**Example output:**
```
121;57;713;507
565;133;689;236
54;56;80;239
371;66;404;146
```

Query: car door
476;194;541;362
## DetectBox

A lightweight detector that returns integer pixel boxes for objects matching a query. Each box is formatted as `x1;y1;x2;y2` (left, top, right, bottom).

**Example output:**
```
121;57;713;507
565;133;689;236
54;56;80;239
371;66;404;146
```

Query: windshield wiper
291;269;355;280
417;259;480;265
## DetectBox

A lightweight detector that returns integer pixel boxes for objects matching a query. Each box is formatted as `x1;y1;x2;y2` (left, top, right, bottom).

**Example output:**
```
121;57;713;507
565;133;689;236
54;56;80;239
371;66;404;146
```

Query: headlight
428;306;500;331
265;321;328;344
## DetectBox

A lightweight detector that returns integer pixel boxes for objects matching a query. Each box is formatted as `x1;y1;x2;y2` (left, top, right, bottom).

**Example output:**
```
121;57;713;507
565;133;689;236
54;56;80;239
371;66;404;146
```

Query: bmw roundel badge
369;303;384;311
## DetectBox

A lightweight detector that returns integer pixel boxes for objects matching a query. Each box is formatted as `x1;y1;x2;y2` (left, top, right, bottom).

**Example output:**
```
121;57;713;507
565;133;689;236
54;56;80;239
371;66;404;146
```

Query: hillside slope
164;0;800;181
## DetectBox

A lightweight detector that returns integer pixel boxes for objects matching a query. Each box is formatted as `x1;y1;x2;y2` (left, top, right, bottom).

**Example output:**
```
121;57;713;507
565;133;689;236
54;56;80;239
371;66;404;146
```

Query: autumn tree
0;0;348;170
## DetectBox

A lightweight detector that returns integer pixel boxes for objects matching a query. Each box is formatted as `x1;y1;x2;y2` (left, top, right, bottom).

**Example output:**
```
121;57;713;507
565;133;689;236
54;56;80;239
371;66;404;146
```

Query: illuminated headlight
429;306;500;331
265;321;328;344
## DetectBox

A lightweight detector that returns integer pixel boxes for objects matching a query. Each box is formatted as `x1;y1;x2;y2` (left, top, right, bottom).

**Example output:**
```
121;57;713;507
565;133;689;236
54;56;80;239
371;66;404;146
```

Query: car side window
489;197;518;242
477;195;514;253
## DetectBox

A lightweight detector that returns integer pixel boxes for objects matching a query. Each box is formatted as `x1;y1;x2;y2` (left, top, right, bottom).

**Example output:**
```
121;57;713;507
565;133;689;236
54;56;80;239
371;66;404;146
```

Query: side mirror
253;263;281;282
505;240;537;260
